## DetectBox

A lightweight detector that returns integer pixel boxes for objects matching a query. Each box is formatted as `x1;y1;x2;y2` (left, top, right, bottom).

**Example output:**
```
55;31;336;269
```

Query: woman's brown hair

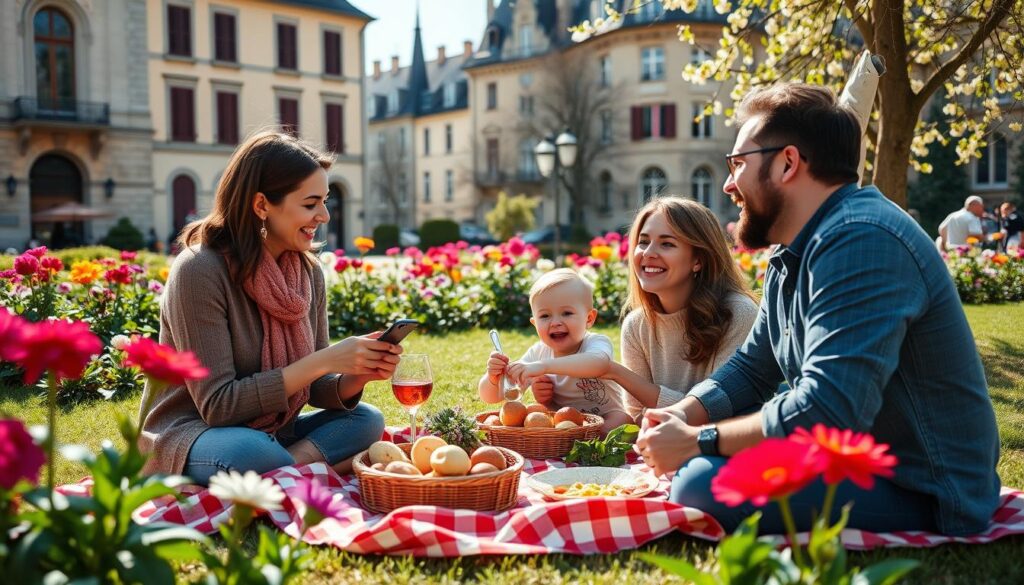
178;130;333;285
621;197;755;366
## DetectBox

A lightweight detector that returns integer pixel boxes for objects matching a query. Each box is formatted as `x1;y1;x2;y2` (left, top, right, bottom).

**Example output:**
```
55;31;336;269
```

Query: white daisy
208;470;285;511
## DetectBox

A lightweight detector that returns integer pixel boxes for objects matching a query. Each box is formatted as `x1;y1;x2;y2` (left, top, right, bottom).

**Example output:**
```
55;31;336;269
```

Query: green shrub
535;242;589;260
486;192;538;241
570;223;591;243
373;224;400;250
102;217;145;251
419;219;460;248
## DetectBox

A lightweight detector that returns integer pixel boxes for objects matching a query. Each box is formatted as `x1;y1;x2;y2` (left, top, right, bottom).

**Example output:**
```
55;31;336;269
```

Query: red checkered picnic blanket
58;427;1024;556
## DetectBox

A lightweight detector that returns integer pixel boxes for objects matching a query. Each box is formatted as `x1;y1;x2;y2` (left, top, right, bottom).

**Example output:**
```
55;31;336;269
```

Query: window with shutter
325;103;343;153
279;97;299;136
167;5;191;57
170;87;195;142
631;106;642;141
277;23;297;70
324;31;341;75
661;103;676;138
214;13;236;63
216;91;238;145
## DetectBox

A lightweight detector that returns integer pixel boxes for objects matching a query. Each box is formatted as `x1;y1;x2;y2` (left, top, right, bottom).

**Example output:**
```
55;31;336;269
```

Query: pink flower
0;419;46;489
25;246;47;258
590;236;607;247
619;239;629;259
122;336;209;386
385;247;400;256
403;246;422;259
790;425;897;489
351;258;363;269
711;438;826;507
104;265;133;285
0;308;28;363
604;231;622;243
57;282;73;294
293;477;345;527
0;269;17;280
16;319;103;383
506;237;526;257
120;250;138;261
14;254;39;276
334;257;351;272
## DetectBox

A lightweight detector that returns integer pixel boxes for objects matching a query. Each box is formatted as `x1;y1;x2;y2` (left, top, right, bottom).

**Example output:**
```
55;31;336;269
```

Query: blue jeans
184;403;385;485
669;456;937;534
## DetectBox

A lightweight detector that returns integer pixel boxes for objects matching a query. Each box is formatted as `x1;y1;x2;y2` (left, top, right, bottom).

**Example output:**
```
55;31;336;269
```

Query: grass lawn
3;304;1024;583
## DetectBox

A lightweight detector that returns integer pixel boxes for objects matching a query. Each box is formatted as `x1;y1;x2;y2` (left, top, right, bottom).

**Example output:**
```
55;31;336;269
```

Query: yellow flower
353;236;375;254
966;237;980;245
69;260;103;285
991;232;1004;240
450;268;462;283
158;266;170;281
738;253;753;271
590;245;613;261
487;249;503;261
757;257;769;271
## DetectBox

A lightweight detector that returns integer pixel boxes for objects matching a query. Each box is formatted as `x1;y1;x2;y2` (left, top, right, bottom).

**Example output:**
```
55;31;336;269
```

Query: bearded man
635;83;1000;536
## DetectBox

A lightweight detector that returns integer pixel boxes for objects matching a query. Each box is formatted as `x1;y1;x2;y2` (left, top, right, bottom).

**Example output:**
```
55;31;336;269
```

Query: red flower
0;308;28;363
122;336;209;386
506;237;526;257
334;257;351;272
104;265;133;285
16;319;103;384
790;425;897;489
25;246;47;258
711;438;826;507
14;254;39;276
0;419;46;489
351;258;363;269
40;256;63;273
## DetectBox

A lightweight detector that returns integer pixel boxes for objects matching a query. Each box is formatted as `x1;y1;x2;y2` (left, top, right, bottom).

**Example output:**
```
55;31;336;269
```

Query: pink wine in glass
391;381;433;407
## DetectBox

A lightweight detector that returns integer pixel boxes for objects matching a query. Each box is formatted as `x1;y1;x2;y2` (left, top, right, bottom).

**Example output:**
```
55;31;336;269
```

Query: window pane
52;11;72;38
995;135;1008;183
34;10;50;36
35;43;52;101
54;45;74;99
976;146;990;184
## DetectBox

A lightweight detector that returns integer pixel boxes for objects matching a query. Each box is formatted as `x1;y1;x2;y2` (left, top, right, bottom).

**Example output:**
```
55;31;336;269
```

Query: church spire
407;0;430;115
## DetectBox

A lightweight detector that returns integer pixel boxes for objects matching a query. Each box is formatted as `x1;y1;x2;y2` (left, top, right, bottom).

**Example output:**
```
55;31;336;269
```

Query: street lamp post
534;130;577;260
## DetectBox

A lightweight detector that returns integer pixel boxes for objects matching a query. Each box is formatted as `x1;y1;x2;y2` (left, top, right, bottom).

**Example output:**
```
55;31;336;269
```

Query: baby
477;268;632;435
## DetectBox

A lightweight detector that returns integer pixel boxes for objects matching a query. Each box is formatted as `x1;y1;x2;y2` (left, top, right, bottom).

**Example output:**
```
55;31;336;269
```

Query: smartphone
379;319;420;345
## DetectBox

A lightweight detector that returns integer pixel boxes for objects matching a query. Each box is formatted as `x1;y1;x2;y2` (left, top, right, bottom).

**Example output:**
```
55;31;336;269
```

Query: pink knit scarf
243;249;313;433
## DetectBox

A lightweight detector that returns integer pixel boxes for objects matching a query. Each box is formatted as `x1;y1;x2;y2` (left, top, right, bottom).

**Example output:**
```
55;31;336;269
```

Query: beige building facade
0;0;153;250
147;0;370;250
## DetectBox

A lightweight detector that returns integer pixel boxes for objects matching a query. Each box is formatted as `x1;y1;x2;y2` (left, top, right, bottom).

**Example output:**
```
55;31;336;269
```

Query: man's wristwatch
697;424;720;457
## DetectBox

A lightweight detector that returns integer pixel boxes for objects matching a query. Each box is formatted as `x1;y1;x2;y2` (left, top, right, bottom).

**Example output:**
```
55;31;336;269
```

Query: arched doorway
30;153;83;247
327;182;346;250
171;174;197;237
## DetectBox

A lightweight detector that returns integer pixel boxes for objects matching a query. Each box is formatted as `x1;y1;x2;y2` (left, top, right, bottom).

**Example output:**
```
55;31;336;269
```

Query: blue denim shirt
690;183;1000;535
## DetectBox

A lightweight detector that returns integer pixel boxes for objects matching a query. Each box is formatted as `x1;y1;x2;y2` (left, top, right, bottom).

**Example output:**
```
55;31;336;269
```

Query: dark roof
273;0;373;20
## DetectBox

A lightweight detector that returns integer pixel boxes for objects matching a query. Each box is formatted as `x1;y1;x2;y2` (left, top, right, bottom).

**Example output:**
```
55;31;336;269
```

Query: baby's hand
486;351;509;384
530;375;555;406
507;361;545;387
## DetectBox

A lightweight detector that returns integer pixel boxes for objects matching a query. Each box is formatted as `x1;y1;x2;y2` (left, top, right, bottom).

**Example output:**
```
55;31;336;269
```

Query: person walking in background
999;201;1023;250
938;195;985;249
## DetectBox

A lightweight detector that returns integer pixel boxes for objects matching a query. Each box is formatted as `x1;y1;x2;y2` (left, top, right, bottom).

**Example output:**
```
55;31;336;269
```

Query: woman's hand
325;332;402;378
486;351;510;384
635;408;699;477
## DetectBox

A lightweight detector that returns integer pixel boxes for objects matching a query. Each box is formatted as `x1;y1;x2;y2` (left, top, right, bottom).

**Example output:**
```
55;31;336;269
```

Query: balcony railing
11;97;110;126
476;170;507;186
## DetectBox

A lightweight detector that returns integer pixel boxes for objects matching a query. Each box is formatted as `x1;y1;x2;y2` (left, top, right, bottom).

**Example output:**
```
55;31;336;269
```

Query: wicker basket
353;443;524;513
475;410;603;459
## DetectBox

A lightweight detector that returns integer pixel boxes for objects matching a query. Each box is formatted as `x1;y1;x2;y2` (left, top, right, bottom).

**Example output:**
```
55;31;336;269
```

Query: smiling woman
139;130;404;485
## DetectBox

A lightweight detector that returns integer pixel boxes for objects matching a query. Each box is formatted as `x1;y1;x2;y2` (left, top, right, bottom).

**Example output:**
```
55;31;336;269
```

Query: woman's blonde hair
178;129;333;285
621;196;755;366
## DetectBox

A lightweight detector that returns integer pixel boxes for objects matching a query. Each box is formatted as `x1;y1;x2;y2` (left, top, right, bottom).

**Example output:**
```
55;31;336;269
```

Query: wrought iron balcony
476;170;507;186
11;97;110;126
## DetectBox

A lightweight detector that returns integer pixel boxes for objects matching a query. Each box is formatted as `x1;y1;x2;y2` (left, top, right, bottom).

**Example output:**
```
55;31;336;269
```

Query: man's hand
635;408;700;477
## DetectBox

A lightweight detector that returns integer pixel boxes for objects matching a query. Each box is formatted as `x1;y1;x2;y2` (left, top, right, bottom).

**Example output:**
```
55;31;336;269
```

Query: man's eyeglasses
725;146;786;175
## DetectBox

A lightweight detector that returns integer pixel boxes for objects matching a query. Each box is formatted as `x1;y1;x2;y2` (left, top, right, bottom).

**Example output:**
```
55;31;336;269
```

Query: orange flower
450;268;462;283
738;252;753;271
590;244;613;261
363;262;374;273
353;236;375;254
790;425;897;489
158;266;171;281
991;232;1005;240
966;236;980;245
993;254;1009;265
69;260;103;285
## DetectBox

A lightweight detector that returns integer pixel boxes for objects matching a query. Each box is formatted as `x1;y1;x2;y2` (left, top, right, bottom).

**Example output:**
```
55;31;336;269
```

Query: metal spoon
488;330;524;401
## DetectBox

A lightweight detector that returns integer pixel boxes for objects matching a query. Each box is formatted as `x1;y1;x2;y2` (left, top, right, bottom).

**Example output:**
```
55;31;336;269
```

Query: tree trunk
871;104;917;209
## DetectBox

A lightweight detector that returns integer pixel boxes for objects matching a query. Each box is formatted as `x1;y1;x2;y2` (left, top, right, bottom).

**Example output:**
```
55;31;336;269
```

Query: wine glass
391;353;433;442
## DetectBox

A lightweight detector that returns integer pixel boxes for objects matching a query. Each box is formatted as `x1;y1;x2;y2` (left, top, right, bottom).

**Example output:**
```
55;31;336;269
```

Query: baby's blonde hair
529;268;595;309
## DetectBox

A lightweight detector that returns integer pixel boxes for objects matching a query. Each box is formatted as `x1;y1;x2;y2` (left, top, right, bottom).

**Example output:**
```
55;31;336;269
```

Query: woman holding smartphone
138;130;402;484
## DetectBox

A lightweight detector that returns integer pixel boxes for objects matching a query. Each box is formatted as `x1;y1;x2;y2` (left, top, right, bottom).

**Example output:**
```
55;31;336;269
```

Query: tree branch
844;0;874;48
912;0;1015;112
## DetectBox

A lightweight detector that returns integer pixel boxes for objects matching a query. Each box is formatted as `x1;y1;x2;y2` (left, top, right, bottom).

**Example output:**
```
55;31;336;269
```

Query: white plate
526;467;659;500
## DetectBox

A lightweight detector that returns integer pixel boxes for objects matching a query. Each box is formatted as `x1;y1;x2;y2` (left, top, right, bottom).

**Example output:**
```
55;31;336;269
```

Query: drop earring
260;219;268;240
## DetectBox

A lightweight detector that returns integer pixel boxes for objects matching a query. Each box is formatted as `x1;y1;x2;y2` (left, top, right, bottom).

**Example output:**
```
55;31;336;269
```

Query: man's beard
735;163;784;249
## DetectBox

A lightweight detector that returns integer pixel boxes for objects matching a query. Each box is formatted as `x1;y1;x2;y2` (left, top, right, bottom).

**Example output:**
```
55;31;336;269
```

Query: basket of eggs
353;437;524;513
476;403;603;459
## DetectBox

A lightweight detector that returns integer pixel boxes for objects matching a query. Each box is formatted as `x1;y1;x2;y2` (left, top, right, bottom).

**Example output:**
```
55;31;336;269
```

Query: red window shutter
280;98;299;136
324;31;341;75
631;106;642;141
278;24;297;69
662;103;676;138
217;92;238;145
168;6;191;56
215;13;236;62
325;103;343;152
171;87;195;142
